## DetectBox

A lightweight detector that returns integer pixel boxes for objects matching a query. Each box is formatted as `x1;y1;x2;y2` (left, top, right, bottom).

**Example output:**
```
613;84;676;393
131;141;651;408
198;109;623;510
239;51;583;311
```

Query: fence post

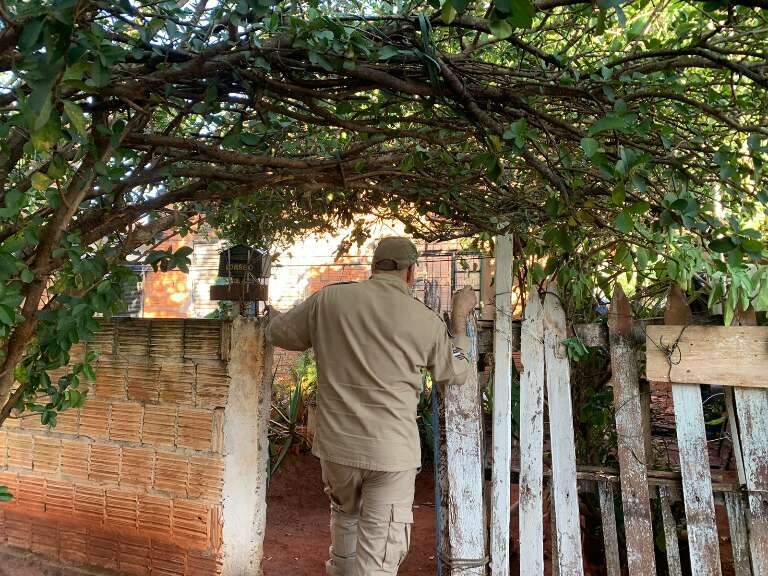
664;284;722;576
543;285;583;576
724;491;753;576
609;285;656;576
490;234;514;576
730;305;768;576
658;485;683;576
519;291;545;576
598;481;621;576
444;315;486;576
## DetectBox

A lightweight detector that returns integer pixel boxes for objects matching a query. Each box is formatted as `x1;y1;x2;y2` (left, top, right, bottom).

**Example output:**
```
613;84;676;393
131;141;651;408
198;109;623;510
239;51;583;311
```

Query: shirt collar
370;273;410;295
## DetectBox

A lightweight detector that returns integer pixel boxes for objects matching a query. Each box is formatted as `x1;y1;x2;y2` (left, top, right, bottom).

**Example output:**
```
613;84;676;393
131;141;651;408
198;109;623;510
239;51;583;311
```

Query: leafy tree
0;0;765;428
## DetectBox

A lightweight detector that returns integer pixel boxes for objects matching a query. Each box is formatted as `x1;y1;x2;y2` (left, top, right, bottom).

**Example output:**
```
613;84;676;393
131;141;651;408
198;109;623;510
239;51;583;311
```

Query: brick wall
0;319;231;575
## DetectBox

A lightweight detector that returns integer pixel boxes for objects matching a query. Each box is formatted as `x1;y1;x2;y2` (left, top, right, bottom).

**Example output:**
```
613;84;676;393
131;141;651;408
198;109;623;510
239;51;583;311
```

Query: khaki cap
372;237;418;271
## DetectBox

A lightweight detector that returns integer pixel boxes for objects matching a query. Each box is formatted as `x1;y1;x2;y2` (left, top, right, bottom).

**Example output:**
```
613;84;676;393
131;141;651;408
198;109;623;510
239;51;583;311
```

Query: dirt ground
263;455;438;576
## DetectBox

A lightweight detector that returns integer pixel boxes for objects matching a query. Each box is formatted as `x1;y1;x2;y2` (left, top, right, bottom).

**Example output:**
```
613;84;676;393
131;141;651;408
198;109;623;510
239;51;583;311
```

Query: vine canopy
0;0;766;424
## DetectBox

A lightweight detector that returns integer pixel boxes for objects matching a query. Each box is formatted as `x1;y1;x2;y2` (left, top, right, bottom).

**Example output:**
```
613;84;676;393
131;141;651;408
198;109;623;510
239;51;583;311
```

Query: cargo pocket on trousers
382;505;413;571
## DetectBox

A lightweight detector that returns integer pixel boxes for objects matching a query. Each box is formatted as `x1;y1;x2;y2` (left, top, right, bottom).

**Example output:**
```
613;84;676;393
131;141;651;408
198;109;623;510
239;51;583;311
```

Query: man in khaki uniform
267;237;476;576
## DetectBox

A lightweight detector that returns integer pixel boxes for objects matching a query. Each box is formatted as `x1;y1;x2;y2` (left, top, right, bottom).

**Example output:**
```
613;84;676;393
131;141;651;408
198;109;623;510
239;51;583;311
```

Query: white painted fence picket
518;291;545;576
443;316;486;576
664;286;722;576
543;287;584;576
490;234;514;576
730;307;768;576
609;286;656;576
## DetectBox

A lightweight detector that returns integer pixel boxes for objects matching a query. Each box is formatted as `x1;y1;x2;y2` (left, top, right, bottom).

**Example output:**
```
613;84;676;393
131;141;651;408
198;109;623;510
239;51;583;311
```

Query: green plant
0;485;12;502
268;351;318;476
417;371;436;465
268;378;307;477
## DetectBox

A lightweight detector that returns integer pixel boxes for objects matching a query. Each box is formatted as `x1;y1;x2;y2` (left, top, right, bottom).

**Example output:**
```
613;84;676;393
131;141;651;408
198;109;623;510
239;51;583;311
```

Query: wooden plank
659;485;683;576
444;315;486;576
724;386;746;485
598;481;621;576
519;291;545;576
490;234;514;576
609;285;657;576
730;306;768;576
724;492;753;576
664;285;722;576
543;286;584;576
645;325;768;388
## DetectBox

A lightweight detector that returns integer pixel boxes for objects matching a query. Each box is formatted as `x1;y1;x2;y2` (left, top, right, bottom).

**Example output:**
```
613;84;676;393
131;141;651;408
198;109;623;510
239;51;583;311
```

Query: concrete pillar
221;317;273;575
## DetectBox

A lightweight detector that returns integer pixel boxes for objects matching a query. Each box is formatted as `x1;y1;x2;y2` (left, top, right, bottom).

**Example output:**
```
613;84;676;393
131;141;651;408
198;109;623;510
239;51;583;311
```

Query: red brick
89;443;120;484
44;479;74;517
110;401;143;443
187;455;224;502
31;519;59;559
195;363;229;408
0;471;18;510
7;432;33;469
53;408;79;435
127;365;161;403
142;405;177;447
87;532;119;570
94;359;128;399
59;525;87;564
120;446;155;490
118;534;151;576
150;540;186;576
0;509;6;543
211;409;224;454
186;549;222;576
80;399;111;439
4;511;31;549
21;411;50;432
16;475;45;513
106;489;138;529
159;363;195;405
138;495;172;536
116;320;151;357
154;452;188;496
74;484;105;522
0;431;6;467
176;408;212;451
32;436;61;475
60;439;90;480
172;499;210;549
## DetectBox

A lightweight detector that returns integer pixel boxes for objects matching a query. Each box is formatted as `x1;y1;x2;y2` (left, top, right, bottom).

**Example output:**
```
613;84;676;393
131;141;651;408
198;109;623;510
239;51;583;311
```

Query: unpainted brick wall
0;319;230;576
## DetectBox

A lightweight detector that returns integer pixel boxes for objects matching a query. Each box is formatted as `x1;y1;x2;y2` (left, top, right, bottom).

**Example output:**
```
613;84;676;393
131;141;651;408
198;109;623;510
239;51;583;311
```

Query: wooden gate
436;235;768;576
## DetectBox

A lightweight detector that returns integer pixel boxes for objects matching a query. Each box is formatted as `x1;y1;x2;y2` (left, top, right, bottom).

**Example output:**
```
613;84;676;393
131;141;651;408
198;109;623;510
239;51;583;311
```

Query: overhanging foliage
0;0;766;425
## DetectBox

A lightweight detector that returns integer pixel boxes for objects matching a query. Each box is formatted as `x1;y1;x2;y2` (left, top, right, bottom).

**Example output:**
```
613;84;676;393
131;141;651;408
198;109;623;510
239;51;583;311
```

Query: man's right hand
450;286;476;333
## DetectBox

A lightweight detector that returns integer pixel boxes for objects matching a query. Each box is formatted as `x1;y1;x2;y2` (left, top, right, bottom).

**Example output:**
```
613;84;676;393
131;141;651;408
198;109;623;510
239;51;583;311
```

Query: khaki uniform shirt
267;273;472;471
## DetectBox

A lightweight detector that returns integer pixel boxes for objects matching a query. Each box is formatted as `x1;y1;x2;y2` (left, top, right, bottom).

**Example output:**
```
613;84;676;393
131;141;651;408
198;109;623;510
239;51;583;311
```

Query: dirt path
263;455;437;576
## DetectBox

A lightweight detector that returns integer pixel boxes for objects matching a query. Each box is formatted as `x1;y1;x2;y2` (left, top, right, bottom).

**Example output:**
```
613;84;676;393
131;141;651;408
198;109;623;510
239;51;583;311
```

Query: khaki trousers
321;460;417;576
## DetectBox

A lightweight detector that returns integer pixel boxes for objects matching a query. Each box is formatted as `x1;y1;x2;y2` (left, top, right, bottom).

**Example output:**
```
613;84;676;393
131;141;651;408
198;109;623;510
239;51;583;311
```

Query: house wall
0;319;269;576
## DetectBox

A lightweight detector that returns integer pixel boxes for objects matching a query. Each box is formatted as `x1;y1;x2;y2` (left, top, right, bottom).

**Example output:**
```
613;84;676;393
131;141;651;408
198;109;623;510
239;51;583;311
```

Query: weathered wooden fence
436;235;768;576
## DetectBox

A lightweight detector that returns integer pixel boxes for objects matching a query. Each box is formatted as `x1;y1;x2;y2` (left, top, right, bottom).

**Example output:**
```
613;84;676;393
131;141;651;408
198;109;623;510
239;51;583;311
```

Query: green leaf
741;239;765;254
19;18;45;52
588;112;637;136
0;304;15;325
63;101;87;136
31;172;52;191
489;17;514;39
378;45;399;60
442;1;458;24
628;201;650;215
615;210;634;233
506;0;536;28
451;0;471;10
21;268;34;283
709;237;737;253
580;137;600;158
